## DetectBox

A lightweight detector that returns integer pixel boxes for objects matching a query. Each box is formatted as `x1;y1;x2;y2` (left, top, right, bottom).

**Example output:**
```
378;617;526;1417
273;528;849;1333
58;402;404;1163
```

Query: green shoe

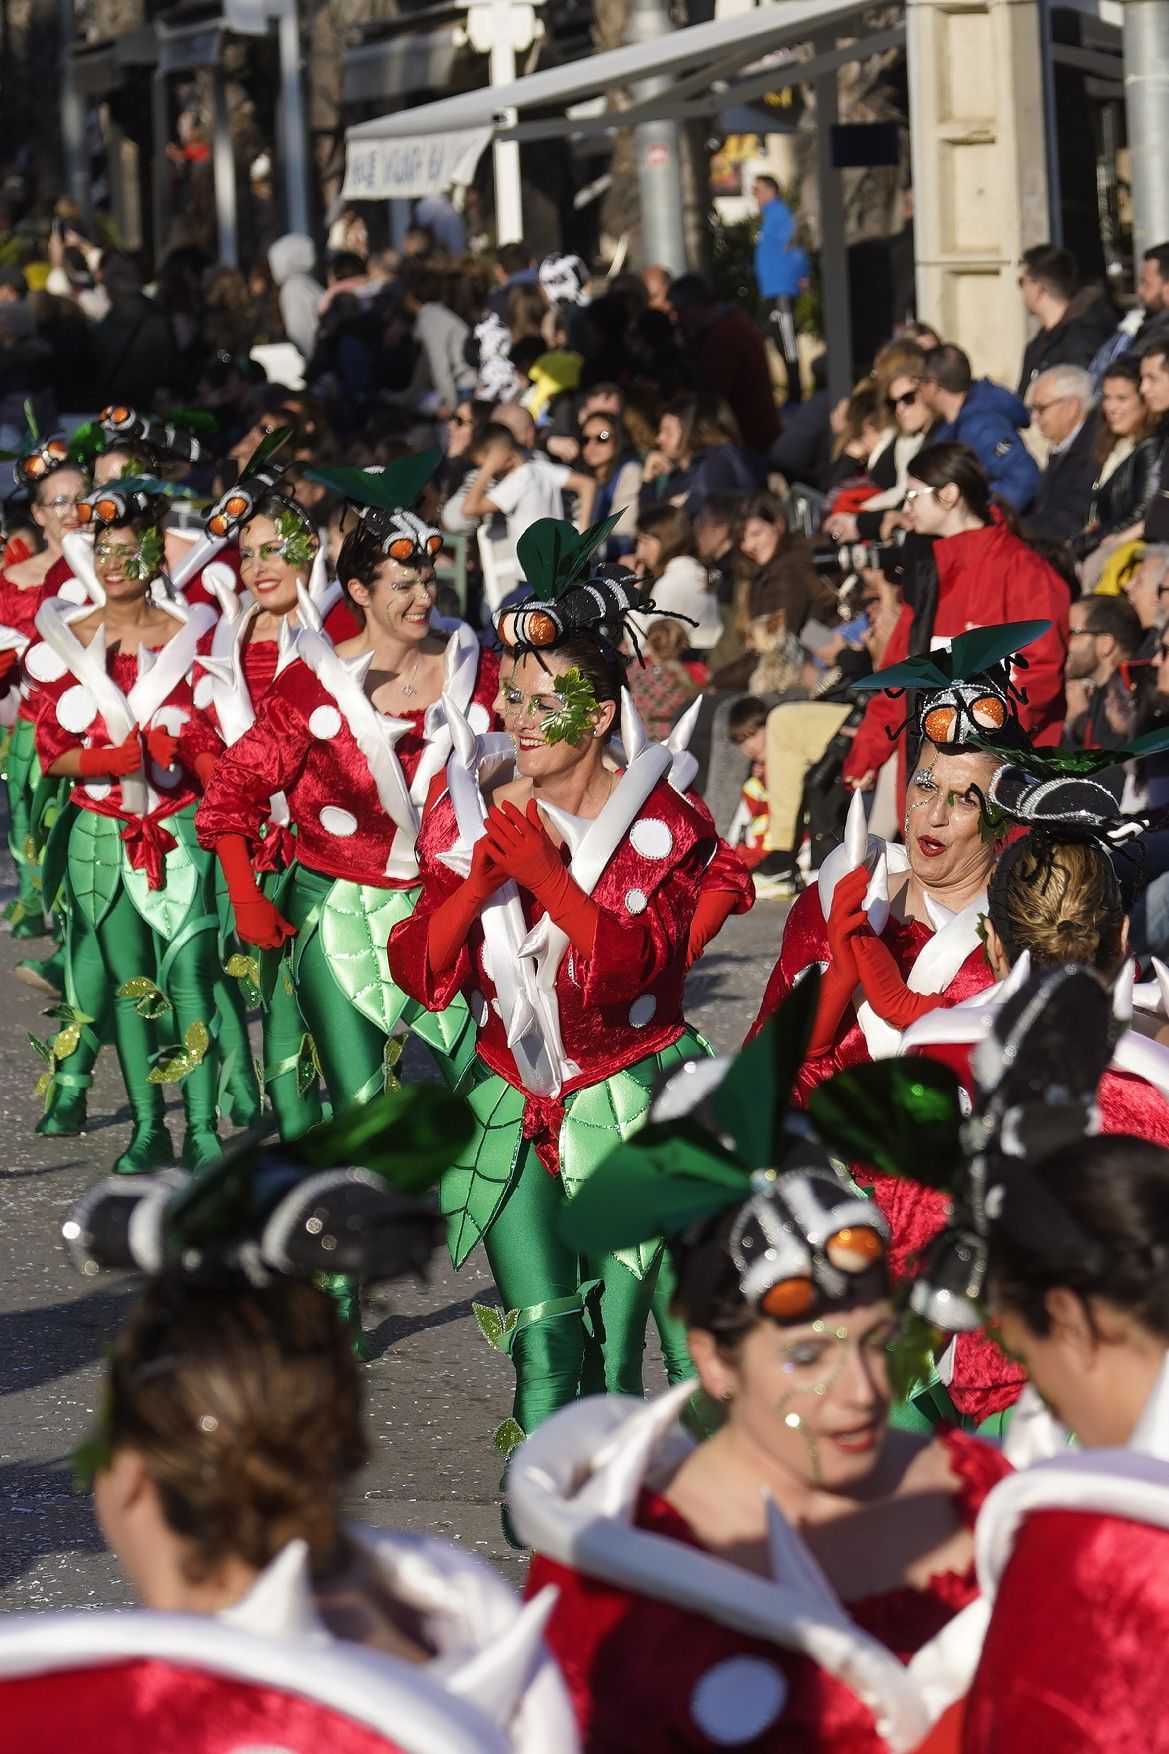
36;1086;87;1137
113;1124;175;1176
10;913;48;941
15;952;65;998
179;1126;222;1172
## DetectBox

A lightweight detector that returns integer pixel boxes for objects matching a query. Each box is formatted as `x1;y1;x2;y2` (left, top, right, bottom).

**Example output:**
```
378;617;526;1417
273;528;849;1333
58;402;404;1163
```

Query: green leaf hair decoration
543;666;597;745
125;524;164;582
274;504;314;570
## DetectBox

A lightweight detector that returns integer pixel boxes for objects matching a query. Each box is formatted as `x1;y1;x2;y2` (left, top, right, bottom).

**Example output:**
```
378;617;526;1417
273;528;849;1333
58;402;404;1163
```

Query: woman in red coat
841;443;1070;800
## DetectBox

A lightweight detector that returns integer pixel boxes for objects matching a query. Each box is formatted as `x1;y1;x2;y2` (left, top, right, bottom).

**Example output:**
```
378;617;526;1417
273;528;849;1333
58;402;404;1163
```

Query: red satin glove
216;833;296;950
853;931;944;1031
483;800;599;959
79;730;142;778
687;888;738;969
426;833;510;975
145;725;179;770
482;800;564;891
808;864;872;1057
193;751;217;788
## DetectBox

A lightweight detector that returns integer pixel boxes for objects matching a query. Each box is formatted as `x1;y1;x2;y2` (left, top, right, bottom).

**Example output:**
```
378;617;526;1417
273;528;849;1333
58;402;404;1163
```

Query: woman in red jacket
841;443;1070;800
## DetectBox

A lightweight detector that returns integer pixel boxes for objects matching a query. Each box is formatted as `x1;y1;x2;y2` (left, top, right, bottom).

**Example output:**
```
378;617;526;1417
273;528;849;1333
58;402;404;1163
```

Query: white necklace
398;648;423;699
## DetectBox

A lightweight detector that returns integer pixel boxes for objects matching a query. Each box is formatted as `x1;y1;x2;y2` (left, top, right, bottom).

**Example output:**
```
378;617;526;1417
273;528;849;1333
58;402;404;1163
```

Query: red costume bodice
389;774;732;1095
196;643;501;889
964;1507;1169;1752
526;1429;1008;1752
750;885;994;1103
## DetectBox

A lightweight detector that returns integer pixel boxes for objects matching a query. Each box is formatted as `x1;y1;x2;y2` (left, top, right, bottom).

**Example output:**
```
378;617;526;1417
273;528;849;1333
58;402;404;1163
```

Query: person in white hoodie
268;233;325;362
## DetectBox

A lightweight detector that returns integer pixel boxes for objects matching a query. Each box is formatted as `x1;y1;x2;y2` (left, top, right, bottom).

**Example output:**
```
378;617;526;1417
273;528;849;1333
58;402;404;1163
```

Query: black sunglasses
581;428;614;443
886;389;918;411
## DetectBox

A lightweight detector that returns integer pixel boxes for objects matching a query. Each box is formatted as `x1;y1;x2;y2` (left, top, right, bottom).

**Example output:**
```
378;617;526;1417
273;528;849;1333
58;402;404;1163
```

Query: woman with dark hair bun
390;518;753;1447
510;1008;1010;1753
811;962;1169;1751
841;441;1071;800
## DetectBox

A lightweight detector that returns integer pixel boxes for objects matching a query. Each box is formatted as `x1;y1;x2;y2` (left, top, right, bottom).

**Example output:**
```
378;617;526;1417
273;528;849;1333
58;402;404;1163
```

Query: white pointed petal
1155;958;1169;1019
61;531;104;604
505;993;538;1048
578;1382;695;1519
198;654;235;686
1112;959;1136;1023
445;693;479;768
666;693;702;754
997;947;1032;1001
441;1585;557;1722
136;645;156;680
170;534;225;594
763;1493;840;1609
535;800;587;856
219;1539;328;1642
843;787;868;868
516;919;552;962
306;544;329;607
668;750;699;794
865;848;890;937
438;843;475;879
620;686;648;762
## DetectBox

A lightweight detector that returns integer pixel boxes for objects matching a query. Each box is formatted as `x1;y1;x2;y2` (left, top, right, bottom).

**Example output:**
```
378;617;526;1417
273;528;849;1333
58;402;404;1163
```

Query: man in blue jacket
919;342;1040;511
752;174;809;405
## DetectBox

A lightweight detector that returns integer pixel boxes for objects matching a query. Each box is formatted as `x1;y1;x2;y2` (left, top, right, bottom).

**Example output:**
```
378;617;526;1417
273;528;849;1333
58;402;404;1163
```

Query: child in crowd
626;619;698;742
725;695;770;867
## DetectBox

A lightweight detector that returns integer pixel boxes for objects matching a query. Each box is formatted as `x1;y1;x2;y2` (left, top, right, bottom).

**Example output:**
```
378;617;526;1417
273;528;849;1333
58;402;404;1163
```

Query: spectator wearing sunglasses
824;370;932;544
579;414;641;556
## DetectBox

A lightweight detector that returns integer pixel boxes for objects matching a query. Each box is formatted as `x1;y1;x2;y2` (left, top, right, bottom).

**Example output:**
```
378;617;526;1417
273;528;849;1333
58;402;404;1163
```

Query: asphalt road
0;879;785;1610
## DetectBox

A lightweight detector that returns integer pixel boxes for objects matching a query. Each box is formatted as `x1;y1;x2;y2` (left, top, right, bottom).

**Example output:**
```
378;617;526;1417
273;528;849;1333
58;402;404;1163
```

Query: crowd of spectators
7;200;1169;934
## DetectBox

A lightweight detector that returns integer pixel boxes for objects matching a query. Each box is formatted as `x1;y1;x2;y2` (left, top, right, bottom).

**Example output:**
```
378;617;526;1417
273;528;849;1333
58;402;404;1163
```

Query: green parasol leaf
292;1083;474;1193
559;1123;749;1254
305;449;442;516
515;513;623;598
713;974;819;1169
808;1057;964;1188
944;619;1051;682
239;424;293;480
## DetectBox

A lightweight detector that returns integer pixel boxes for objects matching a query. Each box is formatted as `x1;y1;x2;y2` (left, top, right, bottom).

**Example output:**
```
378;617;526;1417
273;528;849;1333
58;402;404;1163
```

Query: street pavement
0;876;786;1609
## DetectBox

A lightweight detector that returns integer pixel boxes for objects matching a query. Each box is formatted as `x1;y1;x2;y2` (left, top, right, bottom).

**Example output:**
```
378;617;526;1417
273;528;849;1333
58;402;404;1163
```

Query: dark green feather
808;1057;964;1188
306;449;442;515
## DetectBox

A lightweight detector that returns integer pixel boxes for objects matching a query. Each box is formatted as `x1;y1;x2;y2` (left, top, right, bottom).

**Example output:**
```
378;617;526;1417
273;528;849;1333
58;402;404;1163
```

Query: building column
1124;0;1169;262
907;0;1049;386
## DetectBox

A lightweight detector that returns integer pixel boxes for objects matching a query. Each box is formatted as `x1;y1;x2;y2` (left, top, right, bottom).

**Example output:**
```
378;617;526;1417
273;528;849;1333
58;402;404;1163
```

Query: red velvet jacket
389;772;746;1097
841;520;1070;792
196;628;500;889
749;884;994;1104
526;1429;1009;1753
32;596;214;887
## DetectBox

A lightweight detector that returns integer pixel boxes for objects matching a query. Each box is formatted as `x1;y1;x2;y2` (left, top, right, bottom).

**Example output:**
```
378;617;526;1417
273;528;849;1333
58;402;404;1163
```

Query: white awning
344;0;897;183
341;123;493;200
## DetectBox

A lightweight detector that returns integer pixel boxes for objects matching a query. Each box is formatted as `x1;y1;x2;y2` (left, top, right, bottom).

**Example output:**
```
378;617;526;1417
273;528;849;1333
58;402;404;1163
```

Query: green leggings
69;883;219;1139
280;863;472;1116
6;717;43;921
483;1145;688;1433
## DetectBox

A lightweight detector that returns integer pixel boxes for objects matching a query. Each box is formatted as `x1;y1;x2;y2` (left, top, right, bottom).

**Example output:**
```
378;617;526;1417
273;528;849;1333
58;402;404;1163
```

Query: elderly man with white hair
1027;362;1101;539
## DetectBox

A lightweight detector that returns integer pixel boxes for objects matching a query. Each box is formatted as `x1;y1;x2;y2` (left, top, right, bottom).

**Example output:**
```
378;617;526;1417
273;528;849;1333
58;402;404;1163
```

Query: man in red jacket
841;444;1070;800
